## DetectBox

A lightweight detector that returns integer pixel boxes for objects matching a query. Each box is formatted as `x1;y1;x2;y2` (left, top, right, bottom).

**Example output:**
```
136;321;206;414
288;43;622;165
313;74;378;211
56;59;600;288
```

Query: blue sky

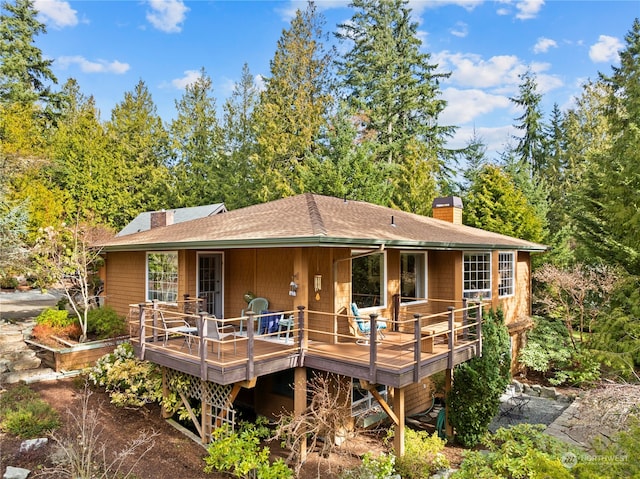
34;0;638;158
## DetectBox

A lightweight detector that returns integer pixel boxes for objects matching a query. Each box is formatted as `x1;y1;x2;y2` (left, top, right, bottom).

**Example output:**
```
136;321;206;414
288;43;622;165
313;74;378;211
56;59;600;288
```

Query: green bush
35;307;73;328
452;423;576;479
86;306;127;339
447;308;511;447
0;382;60;438
339;452;397;479
394;428;449;478
87;343;162;407
204;417;293;478
519;316;602;386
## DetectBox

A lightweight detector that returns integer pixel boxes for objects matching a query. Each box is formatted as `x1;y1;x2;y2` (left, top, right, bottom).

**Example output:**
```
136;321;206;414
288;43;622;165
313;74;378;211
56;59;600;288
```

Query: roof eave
101;236;547;253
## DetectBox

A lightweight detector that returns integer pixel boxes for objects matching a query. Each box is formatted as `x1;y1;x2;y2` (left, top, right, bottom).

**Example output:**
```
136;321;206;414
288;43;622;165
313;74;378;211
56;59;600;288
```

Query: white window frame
498;251;515;298
463;251;492;300
351;249;387;311
146;251;178;304
400;251;428;304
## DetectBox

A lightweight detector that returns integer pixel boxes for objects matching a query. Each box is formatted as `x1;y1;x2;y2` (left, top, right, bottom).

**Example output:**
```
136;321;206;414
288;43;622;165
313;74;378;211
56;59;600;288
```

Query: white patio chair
205;315;237;359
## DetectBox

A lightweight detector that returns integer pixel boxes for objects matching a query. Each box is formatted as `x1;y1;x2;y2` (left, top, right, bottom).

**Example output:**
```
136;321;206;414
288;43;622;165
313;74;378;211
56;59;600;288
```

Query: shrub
452;424;576;479
394;428;449;478
0;382;60;438
339;452;397;479
447;308;511;447
35;308;73;328
87;343;162;408
31;322;83;342
204;418;293;478
86;306;127;339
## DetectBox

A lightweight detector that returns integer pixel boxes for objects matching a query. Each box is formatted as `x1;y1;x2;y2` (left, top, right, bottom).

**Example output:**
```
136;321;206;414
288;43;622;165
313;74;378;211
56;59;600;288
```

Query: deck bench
420;321;463;353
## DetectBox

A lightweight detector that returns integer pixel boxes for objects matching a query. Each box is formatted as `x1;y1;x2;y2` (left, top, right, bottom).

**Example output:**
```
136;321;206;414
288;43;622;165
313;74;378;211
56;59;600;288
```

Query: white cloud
533;37;557;54
435;52;526;89
171;70;202;89
446;124;514;155
34;0;77;28
450;22;468;38
515;0;544;20
589;35;622;63
146;0;189;33
439;87;511;124
254;74;267;92
57;56;129;74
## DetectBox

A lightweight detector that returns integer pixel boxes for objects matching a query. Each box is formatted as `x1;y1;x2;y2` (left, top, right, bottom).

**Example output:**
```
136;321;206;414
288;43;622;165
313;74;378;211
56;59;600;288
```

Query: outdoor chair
205;315;237;359
349;303;387;344
159;311;198;352
239;297;269;334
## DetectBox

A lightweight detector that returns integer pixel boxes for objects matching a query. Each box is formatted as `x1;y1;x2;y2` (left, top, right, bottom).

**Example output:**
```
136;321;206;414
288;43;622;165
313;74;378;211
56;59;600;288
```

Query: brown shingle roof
99;193;546;252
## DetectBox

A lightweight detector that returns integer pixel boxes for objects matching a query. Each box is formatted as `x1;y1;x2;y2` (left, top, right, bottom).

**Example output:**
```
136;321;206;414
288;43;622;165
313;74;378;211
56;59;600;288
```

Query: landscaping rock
3;466;31;479
19;438;48;453
540;385;557;399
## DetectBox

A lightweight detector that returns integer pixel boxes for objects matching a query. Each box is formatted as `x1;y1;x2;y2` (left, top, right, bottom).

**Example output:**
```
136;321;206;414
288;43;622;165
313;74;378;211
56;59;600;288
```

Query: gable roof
116;203;227;237
100;193;546;252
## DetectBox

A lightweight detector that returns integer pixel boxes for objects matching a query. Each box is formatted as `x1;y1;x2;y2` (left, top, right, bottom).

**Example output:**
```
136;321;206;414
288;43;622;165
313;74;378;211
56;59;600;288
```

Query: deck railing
128;299;483;386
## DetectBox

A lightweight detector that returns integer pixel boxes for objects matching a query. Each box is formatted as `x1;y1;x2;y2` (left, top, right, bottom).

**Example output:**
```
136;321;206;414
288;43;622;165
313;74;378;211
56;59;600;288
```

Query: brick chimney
150;210;174;229
432;196;463;224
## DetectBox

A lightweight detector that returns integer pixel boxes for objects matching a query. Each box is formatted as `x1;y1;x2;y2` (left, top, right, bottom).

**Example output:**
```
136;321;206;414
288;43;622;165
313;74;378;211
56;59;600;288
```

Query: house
98;193;545;456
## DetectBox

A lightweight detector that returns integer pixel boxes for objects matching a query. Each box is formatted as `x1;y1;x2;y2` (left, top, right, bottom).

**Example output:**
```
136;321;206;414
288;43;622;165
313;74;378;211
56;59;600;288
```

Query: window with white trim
147;252;178;303
351;251;386;309
400;252;427;302
463;252;492;300
498;252;515;297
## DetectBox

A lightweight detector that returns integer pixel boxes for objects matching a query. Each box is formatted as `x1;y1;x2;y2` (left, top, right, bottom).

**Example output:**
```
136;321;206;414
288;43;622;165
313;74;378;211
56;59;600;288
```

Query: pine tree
0;0;57;105
464;163;545;243
251;2;333;202
220;63;259;209
574;19;640;275
510;70;546;176
106;80;171;227
336;0;453;207
169;68;223;207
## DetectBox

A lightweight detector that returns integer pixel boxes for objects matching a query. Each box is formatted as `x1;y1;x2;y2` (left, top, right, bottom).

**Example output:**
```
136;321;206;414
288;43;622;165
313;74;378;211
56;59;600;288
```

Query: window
498;252;515;297
147;252;178;303
400;252;427;302
463;252;492;300
352;251;386;309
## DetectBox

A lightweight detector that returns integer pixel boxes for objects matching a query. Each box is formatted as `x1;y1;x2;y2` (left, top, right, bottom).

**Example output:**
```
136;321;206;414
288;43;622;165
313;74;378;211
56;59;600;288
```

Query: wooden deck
130;304;482;388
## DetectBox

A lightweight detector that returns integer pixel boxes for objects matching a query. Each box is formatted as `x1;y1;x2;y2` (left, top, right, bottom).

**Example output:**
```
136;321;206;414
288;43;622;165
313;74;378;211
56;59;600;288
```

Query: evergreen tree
464;163;545;243
510;70;546;176
459;129;488;191
169;68;223;207
106;80;171;227
300;102;394;204
574;19;640;275
0;0;57;105
251;1;333;202
220;63;259;209
336;0;454;208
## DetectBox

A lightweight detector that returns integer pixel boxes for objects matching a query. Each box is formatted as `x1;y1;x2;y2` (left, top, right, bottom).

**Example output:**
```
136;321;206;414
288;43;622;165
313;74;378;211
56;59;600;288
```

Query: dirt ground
0;377;465;478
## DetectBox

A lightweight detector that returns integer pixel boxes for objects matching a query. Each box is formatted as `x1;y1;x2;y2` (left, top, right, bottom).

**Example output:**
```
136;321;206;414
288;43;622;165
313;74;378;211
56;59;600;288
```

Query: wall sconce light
289;275;298;297
314;274;322;301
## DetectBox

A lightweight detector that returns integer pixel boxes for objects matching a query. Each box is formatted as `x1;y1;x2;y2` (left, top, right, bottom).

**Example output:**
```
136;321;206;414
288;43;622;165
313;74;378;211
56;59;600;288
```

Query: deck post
161;367;171;418
138;303;146;360
413;313;422;383
152;299;159;344
297;306;306;366
294;367;307;462
198;312;207;380
445;368;454;438
447;307;455;369
392;386;405;457
462;298;468;340
476;302;483;358
369;314;378;383
247;312;255;379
